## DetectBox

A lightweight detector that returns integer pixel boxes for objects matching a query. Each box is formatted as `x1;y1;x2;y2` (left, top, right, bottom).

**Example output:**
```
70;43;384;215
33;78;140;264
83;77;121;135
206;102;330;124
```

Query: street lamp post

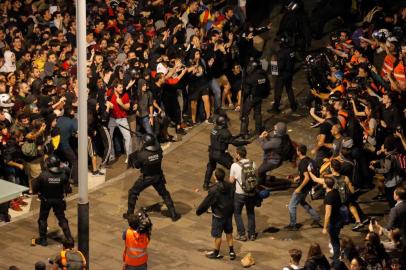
76;0;89;267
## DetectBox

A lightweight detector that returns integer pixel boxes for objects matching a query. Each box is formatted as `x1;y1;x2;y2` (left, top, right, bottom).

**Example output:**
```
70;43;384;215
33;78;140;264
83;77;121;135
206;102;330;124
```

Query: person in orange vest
123;209;152;270
49;238;86;270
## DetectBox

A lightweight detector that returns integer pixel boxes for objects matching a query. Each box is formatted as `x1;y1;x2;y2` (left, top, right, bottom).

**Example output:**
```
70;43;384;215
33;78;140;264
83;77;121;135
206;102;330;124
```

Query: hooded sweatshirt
196;181;234;218
0;51;16;73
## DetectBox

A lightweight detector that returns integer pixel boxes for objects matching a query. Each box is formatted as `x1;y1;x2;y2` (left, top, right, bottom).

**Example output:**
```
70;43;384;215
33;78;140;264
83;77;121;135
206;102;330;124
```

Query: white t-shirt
230;159;256;194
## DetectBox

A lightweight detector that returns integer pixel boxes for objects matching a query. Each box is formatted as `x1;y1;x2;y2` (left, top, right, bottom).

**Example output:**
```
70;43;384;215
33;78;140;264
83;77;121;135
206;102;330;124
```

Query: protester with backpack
307;175;343;263
230;146;257;241
285;144;321;231
309;159;366;232
49;238;86;270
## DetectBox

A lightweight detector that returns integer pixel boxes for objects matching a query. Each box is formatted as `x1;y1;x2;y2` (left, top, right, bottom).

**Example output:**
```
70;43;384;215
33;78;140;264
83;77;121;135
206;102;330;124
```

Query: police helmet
280;35;289;46
215;115;228;128
142;133;158;151
46;155;62;173
0;94;15;108
246;58;260;74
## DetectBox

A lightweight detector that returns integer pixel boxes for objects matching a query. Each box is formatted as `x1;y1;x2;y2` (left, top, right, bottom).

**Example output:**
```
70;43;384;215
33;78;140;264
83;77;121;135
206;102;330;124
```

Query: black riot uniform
271;38;298;113
33;155;73;246
203;114;248;190
240;59;270;138
126;134;181;222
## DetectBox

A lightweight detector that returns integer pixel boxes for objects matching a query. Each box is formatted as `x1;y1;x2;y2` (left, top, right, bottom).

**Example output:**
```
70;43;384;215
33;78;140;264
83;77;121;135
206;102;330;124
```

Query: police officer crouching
122;209;152;270
240;58;270;139
32;155;73;246
125;134;181;222
203;112;249;191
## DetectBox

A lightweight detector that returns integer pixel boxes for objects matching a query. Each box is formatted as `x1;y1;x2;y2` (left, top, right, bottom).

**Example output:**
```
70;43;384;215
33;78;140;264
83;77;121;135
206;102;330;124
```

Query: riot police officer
203;112;249;191
270;36;298;113
125;134;181;222
240;59;270;139
33;155;73;246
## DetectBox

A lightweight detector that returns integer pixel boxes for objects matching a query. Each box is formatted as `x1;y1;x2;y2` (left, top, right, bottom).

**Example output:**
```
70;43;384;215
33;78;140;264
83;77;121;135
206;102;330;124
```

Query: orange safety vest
337;110;348;129
393;62;406;89
123;228;149;267
331;84;346;95
60;249;86;270
381;55;395;78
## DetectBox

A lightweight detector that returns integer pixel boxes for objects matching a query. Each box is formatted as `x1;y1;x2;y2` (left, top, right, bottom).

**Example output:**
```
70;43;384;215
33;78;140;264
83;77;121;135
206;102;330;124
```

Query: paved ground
0;3;392;270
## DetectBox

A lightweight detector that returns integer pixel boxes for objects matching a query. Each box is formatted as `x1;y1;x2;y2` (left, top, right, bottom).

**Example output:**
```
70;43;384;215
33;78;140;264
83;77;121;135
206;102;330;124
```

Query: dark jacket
196;182;234;218
258;134;283;162
304;255;330;270
386;200;406;247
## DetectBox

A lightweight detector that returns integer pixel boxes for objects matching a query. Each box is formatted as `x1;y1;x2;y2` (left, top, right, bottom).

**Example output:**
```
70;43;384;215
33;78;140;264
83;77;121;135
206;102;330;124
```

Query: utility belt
208;145;226;154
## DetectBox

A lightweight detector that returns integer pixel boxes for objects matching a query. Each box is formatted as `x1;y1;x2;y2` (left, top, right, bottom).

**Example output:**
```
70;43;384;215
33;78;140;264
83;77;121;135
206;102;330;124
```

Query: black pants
204;151;233;186
127;175;177;217
38;199;72;241
257;160;281;185
162;90;182;126
274;75;296;110
240;96;263;136
61;147;78;184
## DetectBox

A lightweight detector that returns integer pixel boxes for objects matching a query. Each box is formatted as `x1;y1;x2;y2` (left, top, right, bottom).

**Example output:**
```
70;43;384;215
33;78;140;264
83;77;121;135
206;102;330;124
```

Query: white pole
76;0;89;266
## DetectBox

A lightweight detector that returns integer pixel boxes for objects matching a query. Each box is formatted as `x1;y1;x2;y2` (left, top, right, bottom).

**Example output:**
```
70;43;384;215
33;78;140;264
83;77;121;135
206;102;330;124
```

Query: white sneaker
125;157;128;164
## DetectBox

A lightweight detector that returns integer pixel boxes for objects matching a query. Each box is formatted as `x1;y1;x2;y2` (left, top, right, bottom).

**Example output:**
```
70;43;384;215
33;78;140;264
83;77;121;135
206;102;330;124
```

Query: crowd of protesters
0;0;267;221
1;0;406;269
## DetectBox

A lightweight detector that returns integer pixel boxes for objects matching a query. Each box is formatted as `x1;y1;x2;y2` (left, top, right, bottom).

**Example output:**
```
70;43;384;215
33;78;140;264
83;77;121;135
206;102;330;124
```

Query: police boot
203;182;210;191
60;221;73;242
33;237;48;247
162;194;181;222
240;118;249;140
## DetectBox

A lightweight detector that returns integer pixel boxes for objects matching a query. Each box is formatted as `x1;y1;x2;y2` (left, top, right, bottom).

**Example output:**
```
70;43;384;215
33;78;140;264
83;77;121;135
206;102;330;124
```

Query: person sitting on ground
282;248;303;270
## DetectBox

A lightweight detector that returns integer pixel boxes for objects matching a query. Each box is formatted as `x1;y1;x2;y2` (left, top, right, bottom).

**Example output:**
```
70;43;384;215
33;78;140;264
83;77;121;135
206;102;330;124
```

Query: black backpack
237;160;257;195
280;134;296;161
61;250;86;270
333;175;350;204
256;72;271;99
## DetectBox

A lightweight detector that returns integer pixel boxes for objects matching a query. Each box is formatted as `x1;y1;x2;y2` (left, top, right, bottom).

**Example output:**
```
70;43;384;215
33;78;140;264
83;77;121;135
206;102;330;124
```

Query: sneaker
92;170;105;176
16;197;28;206
10;201;23;211
206;251;223;259
352;222;364;231
176;128;187;135
125;157;128;164
361;218;370;225
228;104;235;110
171;213;181;222
36;238;48;247
248;233;258;241
284;224;299;231
310;121;321;128
234;235;247;241
311;221;323;228
229;251;236;260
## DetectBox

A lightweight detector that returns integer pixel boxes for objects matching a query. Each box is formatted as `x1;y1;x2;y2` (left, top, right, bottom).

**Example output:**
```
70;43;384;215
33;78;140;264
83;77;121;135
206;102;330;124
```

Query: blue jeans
234;193;256;236
209;78;221;112
328;222;342;262
288;192;320;226
140;116;154;135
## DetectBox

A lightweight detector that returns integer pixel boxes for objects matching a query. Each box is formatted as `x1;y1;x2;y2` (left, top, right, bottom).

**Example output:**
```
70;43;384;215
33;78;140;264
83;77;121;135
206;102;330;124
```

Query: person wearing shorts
196;168;236;260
